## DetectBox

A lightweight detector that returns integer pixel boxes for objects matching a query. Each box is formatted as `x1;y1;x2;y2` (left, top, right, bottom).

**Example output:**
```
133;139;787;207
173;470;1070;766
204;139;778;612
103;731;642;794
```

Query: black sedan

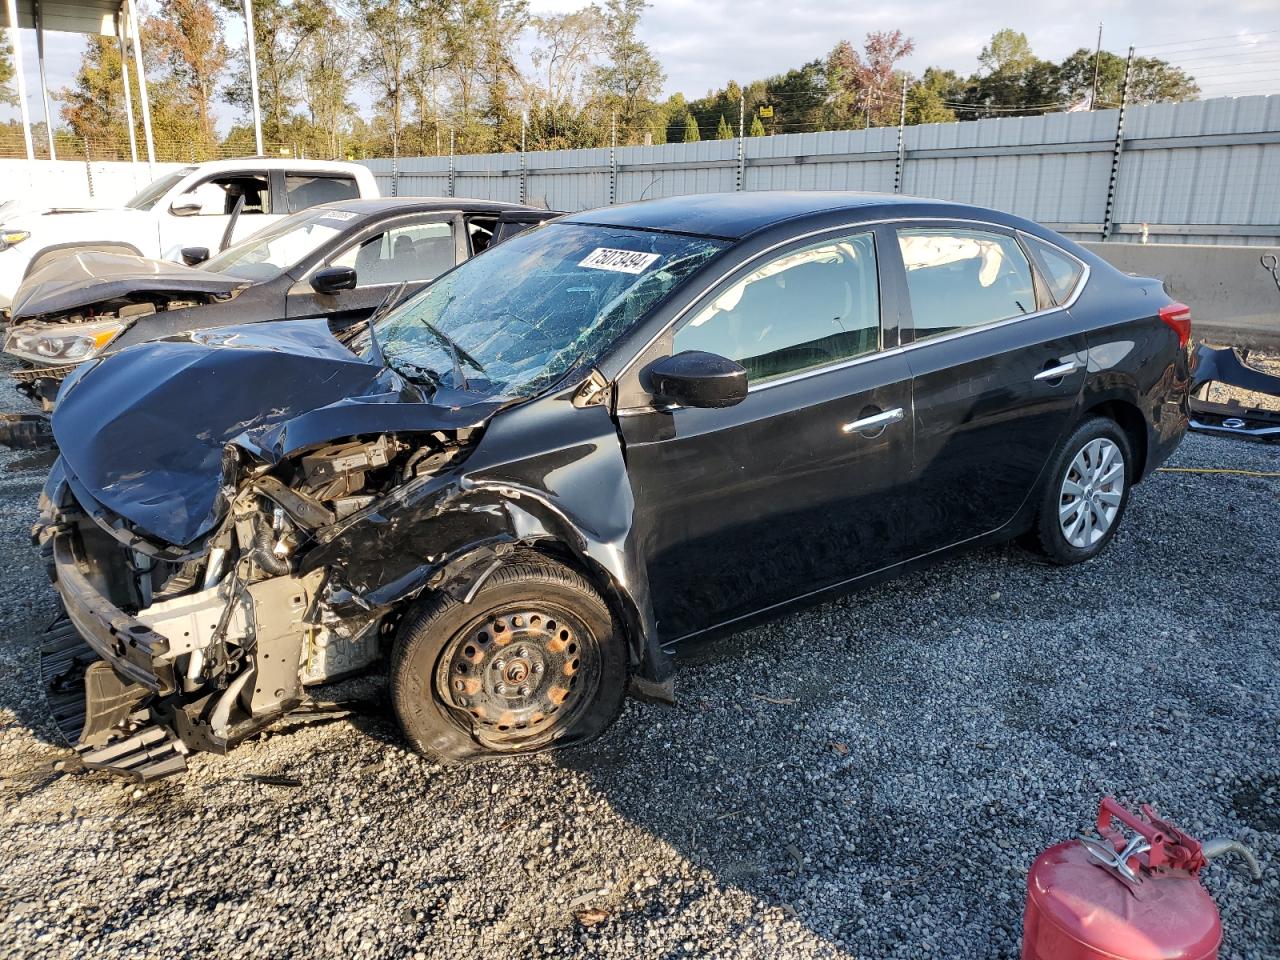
33;192;1190;779
4;198;554;407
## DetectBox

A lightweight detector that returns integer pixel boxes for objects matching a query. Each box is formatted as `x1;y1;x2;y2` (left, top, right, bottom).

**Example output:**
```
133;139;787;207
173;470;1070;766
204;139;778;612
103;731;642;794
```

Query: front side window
202;208;348;281
331;221;456;286
285;174;359;212
897;228;1035;340
675;231;880;384
371;223;727;399
1023;234;1085;305
179;173;271;216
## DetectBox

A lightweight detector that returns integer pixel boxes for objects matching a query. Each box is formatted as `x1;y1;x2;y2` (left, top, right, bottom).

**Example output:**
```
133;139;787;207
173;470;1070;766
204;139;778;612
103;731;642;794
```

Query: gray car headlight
4;320;128;365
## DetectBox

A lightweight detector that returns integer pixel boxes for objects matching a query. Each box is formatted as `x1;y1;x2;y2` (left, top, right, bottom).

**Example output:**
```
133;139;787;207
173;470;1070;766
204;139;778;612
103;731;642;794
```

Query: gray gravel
0;377;1277;959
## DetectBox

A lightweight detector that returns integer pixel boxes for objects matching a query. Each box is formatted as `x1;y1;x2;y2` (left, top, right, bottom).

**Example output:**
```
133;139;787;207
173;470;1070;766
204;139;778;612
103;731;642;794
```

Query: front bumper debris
1190;344;1280;441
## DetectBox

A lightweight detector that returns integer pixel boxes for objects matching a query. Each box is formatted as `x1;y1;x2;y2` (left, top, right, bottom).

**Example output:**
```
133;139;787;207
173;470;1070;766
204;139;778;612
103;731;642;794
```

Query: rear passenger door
621;227;917;642
891;223;1088;551
285;214;462;326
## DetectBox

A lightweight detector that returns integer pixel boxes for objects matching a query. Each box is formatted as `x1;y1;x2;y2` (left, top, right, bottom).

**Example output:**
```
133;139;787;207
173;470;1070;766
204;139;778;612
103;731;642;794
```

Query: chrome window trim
615;215;1090;411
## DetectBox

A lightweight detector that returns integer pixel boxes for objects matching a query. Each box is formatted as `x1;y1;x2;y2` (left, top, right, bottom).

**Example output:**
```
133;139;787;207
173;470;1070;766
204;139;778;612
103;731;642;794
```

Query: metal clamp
1078;832;1151;887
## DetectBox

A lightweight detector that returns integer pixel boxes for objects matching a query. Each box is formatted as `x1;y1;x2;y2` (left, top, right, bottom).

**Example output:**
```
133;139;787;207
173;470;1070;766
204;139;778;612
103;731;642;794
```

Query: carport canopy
4;0;265;163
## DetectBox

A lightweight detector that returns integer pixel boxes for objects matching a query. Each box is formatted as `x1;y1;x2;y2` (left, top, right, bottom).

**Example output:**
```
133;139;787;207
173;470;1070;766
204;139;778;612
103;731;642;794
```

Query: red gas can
1023;798;1244;960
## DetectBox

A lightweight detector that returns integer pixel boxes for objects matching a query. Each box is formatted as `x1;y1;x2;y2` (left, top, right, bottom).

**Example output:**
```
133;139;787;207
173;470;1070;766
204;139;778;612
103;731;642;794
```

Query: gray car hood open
9;251;247;322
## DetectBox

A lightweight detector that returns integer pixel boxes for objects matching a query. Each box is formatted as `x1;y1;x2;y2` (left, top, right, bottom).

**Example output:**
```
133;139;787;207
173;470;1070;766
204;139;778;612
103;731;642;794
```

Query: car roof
325;197;537;216
564;191;986;240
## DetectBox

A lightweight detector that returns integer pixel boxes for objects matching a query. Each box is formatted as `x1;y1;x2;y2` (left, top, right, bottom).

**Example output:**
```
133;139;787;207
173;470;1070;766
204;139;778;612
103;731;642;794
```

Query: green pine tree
682;112;700;142
715;114;733;139
749;115;766;136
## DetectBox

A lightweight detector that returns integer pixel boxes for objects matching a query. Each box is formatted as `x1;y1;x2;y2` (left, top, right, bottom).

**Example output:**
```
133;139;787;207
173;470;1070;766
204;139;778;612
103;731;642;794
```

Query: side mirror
311;265;358;295
168;197;203;217
647;350;748;409
181;246;209;266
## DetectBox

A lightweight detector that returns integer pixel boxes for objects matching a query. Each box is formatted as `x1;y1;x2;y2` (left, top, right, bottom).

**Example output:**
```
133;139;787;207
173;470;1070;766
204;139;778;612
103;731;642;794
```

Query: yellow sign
759;105;774;118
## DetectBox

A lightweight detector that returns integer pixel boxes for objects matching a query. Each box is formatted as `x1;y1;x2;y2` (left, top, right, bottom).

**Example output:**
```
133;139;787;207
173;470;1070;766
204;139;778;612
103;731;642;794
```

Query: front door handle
1034;359;1082;381
842;407;905;435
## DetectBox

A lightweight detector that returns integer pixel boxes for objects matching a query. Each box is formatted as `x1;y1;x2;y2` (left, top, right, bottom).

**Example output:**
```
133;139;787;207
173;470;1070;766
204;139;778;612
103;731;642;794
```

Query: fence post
520;110;528;204
609;112;618;204
736;94;745;191
1101;46;1134;241
83;137;94;198
448;129;455;198
391;151;399;198
894;77;908;193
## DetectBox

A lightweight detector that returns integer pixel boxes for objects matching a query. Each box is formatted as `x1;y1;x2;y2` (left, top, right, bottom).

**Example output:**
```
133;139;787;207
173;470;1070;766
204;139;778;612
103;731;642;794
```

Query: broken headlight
4;319;128;365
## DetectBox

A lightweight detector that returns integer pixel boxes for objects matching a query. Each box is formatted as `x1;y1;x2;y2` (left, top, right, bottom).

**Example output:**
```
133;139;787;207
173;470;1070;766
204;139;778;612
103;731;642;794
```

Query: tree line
1;1;1201;161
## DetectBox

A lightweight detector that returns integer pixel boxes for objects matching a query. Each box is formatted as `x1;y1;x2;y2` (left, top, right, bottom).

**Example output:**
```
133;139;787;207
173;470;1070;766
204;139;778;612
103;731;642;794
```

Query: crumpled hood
10;251;246;322
52;318;501;547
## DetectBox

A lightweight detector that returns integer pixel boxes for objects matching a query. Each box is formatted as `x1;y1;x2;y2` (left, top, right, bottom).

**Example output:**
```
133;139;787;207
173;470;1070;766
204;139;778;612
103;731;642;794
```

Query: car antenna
365;281;408;370
218;195;245;252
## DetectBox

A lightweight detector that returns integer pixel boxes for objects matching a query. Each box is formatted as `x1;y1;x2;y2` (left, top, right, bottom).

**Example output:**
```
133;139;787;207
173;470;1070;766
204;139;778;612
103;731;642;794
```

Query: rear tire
1027;417;1133;566
390;557;628;763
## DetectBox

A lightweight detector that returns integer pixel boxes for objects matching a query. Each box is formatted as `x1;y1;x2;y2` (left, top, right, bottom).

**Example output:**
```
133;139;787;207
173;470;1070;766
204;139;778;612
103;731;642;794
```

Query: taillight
1159;302;1192;347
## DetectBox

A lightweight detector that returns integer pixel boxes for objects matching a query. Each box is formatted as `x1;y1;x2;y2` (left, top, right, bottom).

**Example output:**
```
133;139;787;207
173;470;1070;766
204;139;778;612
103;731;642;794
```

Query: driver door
618;226;917;643
285;214;462;328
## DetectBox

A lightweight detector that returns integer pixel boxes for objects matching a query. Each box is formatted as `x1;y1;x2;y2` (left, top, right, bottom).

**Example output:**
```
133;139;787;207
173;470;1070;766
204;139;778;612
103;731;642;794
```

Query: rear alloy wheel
1029;417;1133;565
391;557;628;762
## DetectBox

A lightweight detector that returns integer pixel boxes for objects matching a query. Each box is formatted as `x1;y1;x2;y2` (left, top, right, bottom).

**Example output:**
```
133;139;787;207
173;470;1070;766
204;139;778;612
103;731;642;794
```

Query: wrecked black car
4;199;551;408
34;192;1190;780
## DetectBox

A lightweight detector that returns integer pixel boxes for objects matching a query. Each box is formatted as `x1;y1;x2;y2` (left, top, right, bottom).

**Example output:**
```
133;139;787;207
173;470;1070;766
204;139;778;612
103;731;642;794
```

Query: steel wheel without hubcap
435;604;600;749
1058;438;1125;549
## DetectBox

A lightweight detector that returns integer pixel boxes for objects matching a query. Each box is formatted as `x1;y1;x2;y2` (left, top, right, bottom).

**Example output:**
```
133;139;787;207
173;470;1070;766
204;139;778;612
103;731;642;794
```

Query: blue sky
2;0;1277;135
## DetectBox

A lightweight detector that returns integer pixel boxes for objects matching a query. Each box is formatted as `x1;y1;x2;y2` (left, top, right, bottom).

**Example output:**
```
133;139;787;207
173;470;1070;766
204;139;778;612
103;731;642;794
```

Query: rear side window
286;175;359;212
675;231;880;385
331;221;456;286
1023;234;1085;305
897;228;1035;340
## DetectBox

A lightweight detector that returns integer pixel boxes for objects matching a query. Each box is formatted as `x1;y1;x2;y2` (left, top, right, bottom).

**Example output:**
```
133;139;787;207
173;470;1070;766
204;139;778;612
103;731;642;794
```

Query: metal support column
243;0;264;154
124;0;155;169
447;129;455;197
1101;47;1134;241
609;112;617;204
34;0;54;158
5;0;33;160
116;11;138;163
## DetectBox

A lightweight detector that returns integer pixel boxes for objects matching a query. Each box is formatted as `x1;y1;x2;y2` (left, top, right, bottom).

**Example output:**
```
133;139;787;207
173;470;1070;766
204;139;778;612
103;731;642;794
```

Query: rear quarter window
1023;234;1085;305
286;175;360;212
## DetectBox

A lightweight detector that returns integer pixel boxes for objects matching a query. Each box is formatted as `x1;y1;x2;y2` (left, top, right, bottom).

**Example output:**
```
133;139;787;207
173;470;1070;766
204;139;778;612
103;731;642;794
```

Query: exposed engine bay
36;427;476;781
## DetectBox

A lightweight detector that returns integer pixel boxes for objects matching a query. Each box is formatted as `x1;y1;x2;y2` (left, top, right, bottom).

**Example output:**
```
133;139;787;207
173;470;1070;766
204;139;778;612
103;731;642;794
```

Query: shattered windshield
125;168;194;210
202;207;353;281
371;223;727;398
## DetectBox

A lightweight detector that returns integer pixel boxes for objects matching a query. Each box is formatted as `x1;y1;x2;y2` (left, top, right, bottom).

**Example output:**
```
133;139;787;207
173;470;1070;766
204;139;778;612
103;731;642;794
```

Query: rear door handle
1034;360;1082;381
842;407;905;434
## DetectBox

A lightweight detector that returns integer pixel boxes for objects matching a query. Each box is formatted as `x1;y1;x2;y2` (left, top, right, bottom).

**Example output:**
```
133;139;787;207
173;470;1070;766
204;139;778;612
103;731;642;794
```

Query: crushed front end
33;426;477;781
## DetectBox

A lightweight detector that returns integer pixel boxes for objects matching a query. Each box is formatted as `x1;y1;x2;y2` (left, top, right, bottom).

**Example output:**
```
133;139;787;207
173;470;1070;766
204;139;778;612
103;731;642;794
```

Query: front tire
1028;417;1132;565
390;557;628;763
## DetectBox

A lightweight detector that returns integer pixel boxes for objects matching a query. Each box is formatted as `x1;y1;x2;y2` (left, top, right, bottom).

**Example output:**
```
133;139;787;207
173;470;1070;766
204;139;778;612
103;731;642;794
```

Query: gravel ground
0;376;1277;960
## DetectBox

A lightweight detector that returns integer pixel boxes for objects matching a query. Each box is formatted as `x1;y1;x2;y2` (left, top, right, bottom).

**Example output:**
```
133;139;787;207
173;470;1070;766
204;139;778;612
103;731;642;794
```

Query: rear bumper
49;533;175;694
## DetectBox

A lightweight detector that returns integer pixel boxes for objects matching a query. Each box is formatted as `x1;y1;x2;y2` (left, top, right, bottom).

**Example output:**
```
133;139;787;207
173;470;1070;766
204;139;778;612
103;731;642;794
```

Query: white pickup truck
0;157;380;310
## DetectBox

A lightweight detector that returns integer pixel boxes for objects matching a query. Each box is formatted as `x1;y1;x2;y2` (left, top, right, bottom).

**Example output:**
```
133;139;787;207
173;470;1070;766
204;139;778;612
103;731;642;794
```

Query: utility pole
894;76;908;193
1102;46;1134;241
1090;22;1104;109
243;0;264;155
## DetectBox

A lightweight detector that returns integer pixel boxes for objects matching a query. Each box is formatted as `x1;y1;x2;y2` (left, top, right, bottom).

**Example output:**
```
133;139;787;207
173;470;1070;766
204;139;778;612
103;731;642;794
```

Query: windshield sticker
319;210;358;222
579;248;661;274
